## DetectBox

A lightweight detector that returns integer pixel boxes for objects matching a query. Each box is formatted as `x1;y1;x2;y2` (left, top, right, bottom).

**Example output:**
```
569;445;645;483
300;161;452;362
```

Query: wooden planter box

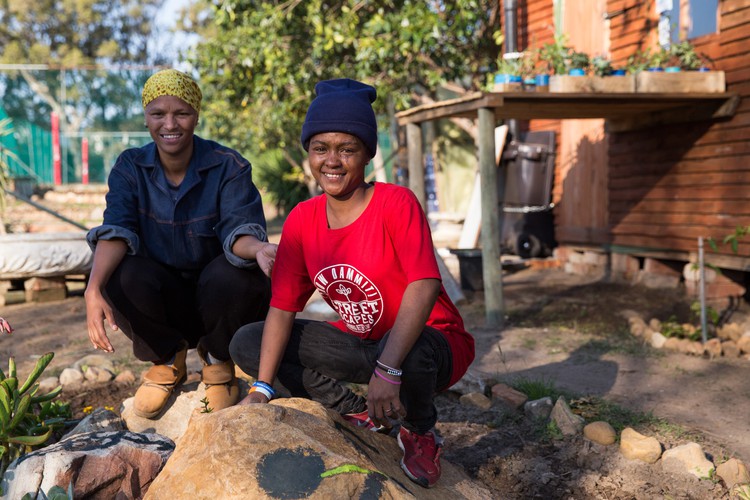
549;75;636;93
493;82;523;92
636;71;726;93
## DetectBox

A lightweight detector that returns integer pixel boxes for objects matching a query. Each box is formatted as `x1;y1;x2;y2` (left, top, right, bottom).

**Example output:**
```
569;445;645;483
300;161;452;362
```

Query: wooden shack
398;0;748;308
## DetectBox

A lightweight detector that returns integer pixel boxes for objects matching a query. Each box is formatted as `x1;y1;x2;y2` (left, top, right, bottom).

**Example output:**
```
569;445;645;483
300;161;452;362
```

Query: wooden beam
478;107;504;328
607;94;742;132
406;122;425;211
395;91;740;131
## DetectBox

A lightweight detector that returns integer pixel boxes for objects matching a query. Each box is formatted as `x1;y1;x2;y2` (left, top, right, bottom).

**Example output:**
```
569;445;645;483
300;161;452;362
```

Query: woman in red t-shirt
230;78;474;489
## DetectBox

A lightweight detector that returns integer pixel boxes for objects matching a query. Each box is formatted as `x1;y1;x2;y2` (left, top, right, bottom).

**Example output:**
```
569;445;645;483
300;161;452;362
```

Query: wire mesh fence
0;66;157;186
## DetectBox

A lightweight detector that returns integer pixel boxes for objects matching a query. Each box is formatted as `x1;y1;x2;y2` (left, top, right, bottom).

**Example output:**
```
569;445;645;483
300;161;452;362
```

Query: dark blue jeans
229;319;453;433
106;254;270;363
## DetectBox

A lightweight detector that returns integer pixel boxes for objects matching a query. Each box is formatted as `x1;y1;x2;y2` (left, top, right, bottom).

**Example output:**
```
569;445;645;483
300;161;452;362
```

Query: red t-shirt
271;182;474;386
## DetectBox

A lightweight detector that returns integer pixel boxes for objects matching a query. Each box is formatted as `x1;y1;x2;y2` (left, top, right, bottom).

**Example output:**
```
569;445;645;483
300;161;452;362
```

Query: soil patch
1;265;748;498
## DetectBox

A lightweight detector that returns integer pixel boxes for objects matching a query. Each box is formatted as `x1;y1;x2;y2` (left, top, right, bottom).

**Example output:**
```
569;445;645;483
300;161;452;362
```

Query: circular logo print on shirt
314;264;384;335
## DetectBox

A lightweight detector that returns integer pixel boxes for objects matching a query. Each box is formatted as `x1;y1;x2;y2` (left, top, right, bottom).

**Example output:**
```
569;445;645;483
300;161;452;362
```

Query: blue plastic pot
535;74;550;86
494;74;522;84
568;68;586;76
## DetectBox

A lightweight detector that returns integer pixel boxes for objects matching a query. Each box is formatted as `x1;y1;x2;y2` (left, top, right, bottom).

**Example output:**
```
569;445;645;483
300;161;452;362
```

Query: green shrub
0;353;70;475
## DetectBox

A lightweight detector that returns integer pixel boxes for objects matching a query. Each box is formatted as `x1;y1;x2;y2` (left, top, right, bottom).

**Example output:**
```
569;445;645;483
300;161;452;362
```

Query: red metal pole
51;111;62;185
81;137;89;185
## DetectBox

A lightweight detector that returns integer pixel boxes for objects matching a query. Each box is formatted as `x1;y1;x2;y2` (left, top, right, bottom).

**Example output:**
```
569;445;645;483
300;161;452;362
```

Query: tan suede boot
198;346;239;412
134;341;188;419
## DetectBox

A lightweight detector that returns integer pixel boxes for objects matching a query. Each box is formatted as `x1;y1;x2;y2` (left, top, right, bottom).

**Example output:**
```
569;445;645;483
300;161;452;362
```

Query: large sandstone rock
1;431;174;499
122;379;250;441
121;381;208;441
146;398;491;499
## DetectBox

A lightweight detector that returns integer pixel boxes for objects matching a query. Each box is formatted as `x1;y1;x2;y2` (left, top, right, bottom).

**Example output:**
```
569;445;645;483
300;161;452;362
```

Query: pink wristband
374;368;402;385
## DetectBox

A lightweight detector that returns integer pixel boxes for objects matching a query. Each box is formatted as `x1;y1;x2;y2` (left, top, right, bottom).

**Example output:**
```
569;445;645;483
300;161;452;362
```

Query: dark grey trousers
229;319;452;433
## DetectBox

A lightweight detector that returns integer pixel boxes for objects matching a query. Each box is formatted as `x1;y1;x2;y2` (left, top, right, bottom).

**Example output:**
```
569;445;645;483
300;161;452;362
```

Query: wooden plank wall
520;0;561;205
517;0;612;245
556;0;610;245
607;0;750;265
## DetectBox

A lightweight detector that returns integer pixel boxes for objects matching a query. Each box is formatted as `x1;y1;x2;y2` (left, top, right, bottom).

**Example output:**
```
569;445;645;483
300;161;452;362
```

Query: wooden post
478;107;504;327
406;122;426;211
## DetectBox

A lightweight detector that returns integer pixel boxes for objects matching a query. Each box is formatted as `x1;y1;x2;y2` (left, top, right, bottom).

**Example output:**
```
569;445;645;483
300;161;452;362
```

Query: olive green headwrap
141;69;202;113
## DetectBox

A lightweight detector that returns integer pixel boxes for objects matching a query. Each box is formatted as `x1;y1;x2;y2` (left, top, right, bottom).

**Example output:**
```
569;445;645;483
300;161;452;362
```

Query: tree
0;0;168;182
187;0;502;210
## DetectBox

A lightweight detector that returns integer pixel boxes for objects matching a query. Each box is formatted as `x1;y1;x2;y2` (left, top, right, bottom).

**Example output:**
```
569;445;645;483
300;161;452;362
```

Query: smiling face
308;132;371;200
144;95;199;157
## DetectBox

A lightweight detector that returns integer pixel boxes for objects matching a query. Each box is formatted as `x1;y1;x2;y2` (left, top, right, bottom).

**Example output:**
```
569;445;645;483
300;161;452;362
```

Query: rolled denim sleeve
86;224;140;255
222;223;268;268
89;154;142;255
215;159;269;269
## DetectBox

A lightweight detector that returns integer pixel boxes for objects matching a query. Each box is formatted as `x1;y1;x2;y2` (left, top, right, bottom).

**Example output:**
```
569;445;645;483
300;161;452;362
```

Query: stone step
3;184;107;233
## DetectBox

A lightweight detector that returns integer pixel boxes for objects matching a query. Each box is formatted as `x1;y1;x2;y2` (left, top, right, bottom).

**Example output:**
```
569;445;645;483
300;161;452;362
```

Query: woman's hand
0;317;12;335
256;242;278;277
84;288;116;353
366;370;406;427
238;391;270;405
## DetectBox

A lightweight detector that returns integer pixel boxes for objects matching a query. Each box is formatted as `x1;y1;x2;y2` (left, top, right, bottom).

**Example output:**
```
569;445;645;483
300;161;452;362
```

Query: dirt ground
1;264;749;498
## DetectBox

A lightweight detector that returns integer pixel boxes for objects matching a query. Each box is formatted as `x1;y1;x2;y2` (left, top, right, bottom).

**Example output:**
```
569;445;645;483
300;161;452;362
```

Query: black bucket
449;248;484;292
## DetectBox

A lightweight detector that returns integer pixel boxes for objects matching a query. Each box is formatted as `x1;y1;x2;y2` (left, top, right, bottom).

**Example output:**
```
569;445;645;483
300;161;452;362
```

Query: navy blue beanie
300;78;378;158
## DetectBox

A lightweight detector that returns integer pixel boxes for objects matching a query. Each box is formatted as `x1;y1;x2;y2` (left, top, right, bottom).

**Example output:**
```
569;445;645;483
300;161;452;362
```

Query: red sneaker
342;410;386;432
397;426;443;488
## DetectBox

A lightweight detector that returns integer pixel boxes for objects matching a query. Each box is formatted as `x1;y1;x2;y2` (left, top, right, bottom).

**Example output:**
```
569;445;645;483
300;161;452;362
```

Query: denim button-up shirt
87;135;267;271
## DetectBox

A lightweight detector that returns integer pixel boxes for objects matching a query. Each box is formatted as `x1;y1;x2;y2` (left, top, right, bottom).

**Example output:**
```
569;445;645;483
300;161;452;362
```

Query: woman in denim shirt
85;69;276;418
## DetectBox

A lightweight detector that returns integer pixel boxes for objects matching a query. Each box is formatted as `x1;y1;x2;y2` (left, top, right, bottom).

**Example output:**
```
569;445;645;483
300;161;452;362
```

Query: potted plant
567;51;590;76
647;47;670;72
588;55;636;92
546;46;596;93
670;41;703;71
591;55;614;77
493;53;524;92
625;49;653;75
538;34;572;76
636;42;726;93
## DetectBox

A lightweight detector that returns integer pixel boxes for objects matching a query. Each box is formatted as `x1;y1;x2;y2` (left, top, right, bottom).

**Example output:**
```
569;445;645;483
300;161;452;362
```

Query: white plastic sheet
0;232;93;279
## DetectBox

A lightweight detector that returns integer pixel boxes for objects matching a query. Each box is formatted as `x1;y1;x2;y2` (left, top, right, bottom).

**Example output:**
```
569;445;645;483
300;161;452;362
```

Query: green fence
0;67;154;185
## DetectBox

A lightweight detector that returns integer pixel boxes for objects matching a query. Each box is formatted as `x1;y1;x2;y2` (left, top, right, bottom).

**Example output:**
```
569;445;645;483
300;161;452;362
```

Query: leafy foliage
626;48;660;74
708;225;750;254
568;51;590;72
188;0;503;198
253;149;310;216
0;353;71;476
669;41;703;70
0;0;168;172
0;0;165;67
537;34;573;75
590;56;614;77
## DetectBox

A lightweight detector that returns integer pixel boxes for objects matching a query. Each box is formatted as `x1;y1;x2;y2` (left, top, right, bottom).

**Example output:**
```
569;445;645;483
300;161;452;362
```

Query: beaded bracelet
374;368;402;385
250;380;276;400
376;360;402;377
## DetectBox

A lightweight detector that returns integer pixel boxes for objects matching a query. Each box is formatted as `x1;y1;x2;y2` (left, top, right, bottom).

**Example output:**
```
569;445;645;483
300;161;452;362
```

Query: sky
155;0;198;70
